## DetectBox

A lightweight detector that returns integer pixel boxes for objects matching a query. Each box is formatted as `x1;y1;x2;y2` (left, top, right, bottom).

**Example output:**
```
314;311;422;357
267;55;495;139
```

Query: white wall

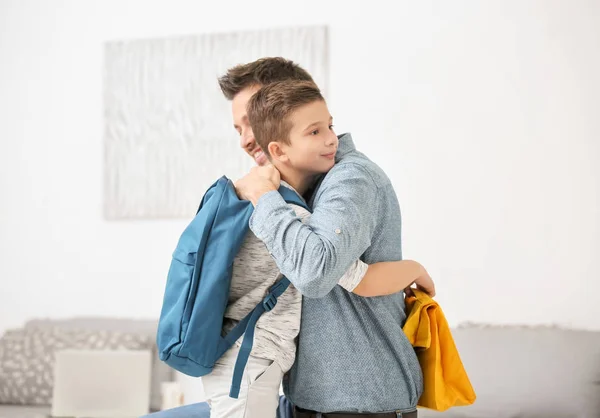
1;0;598;335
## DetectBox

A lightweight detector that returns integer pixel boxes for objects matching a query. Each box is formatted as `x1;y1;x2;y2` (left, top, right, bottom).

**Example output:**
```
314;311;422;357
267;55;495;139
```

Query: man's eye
329;124;335;130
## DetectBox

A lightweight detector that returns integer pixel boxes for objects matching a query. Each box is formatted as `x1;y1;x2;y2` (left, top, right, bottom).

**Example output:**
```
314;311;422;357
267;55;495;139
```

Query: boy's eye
329;124;335;130
311;129;319;136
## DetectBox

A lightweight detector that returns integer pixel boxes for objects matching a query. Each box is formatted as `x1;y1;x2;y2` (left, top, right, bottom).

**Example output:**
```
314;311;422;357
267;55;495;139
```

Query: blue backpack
157;176;310;398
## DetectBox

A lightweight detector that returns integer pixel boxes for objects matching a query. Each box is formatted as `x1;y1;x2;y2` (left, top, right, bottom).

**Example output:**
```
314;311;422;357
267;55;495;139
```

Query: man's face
231;85;268;166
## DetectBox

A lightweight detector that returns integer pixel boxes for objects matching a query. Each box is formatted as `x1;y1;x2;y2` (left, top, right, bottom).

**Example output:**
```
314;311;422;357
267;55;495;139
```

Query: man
224;58;423;417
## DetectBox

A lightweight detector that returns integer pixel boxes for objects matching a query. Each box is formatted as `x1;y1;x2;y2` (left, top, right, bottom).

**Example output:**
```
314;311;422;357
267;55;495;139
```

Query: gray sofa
1;321;598;418
419;324;600;418
0;317;175;418
146;325;600;418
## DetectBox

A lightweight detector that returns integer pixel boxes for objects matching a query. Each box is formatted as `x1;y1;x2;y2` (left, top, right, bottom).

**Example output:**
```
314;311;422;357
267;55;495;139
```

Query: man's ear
268;141;289;163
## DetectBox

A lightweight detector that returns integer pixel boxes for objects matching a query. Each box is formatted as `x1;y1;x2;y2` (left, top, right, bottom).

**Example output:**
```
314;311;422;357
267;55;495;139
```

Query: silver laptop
51;349;152;418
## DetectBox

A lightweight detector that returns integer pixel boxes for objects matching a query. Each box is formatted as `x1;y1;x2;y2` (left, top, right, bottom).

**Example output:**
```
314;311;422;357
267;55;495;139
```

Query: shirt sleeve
292;203;368;293
336;260;369;292
250;163;379;298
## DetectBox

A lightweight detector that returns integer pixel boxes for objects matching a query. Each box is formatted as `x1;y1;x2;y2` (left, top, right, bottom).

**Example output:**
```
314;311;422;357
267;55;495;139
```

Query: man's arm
249;163;380;298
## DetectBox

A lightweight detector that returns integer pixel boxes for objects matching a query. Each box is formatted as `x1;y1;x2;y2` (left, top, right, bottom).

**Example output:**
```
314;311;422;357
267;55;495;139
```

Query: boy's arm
248;163;380;298
294;204;431;298
350;260;435;297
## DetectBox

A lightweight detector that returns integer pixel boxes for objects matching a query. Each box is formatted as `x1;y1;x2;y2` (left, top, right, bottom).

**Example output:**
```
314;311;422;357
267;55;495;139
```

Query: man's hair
218;57;315;100
246;80;324;157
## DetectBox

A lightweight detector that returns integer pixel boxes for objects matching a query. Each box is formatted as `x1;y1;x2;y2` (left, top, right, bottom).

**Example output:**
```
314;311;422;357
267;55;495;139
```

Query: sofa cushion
0;404;50;418
0;326;152;405
22;317;174;411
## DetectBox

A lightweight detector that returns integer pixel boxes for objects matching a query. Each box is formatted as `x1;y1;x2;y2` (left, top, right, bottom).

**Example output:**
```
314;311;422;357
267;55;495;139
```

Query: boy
202;80;433;418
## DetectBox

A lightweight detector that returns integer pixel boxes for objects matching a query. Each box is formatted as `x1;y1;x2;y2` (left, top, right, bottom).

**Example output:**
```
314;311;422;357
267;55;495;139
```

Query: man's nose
240;129;255;150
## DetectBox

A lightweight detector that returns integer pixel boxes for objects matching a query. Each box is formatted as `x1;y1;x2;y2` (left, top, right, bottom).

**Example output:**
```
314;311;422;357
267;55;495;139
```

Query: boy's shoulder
280;182;311;219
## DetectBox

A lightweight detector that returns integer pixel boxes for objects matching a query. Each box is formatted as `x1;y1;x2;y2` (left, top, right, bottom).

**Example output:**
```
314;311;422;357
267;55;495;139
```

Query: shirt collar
335;132;356;162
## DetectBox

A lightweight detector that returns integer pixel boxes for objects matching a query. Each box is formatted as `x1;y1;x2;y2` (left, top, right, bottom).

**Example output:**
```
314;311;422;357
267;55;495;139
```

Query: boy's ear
268;141;289;163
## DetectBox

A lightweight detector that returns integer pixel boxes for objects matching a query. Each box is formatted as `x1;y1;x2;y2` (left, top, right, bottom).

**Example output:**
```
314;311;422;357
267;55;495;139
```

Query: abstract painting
103;26;328;219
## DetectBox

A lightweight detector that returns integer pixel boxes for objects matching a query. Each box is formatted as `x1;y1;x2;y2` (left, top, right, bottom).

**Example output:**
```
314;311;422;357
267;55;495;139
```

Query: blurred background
0;0;598;417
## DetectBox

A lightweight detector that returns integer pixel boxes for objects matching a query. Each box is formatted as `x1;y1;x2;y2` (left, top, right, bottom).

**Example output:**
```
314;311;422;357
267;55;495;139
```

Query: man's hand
234;164;281;206
405;266;436;298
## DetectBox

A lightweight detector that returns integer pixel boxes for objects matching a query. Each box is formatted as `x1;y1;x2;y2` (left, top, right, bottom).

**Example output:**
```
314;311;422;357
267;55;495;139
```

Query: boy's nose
325;131;338;146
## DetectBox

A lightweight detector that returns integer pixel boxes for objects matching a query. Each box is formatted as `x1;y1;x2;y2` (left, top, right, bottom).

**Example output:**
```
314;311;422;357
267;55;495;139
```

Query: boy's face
280;100;338;175
231;85;268;166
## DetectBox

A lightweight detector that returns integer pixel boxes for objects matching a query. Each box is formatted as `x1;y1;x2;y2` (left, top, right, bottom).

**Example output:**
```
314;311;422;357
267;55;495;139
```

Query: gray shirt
250;134;423;413
223;183;368;373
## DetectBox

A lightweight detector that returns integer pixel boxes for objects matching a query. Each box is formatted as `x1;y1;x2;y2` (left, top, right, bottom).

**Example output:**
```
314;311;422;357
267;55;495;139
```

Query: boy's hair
246;80;324;157
218;57;315;100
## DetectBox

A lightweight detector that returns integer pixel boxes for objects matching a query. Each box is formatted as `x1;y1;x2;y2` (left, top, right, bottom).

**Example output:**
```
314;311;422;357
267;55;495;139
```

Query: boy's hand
234;164;281;206
405;266;436;298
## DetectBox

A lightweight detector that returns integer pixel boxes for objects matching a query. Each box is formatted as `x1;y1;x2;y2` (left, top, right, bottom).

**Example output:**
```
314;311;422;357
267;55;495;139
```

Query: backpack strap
278;185;311;212
226;278;291;398
224;185;311;398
